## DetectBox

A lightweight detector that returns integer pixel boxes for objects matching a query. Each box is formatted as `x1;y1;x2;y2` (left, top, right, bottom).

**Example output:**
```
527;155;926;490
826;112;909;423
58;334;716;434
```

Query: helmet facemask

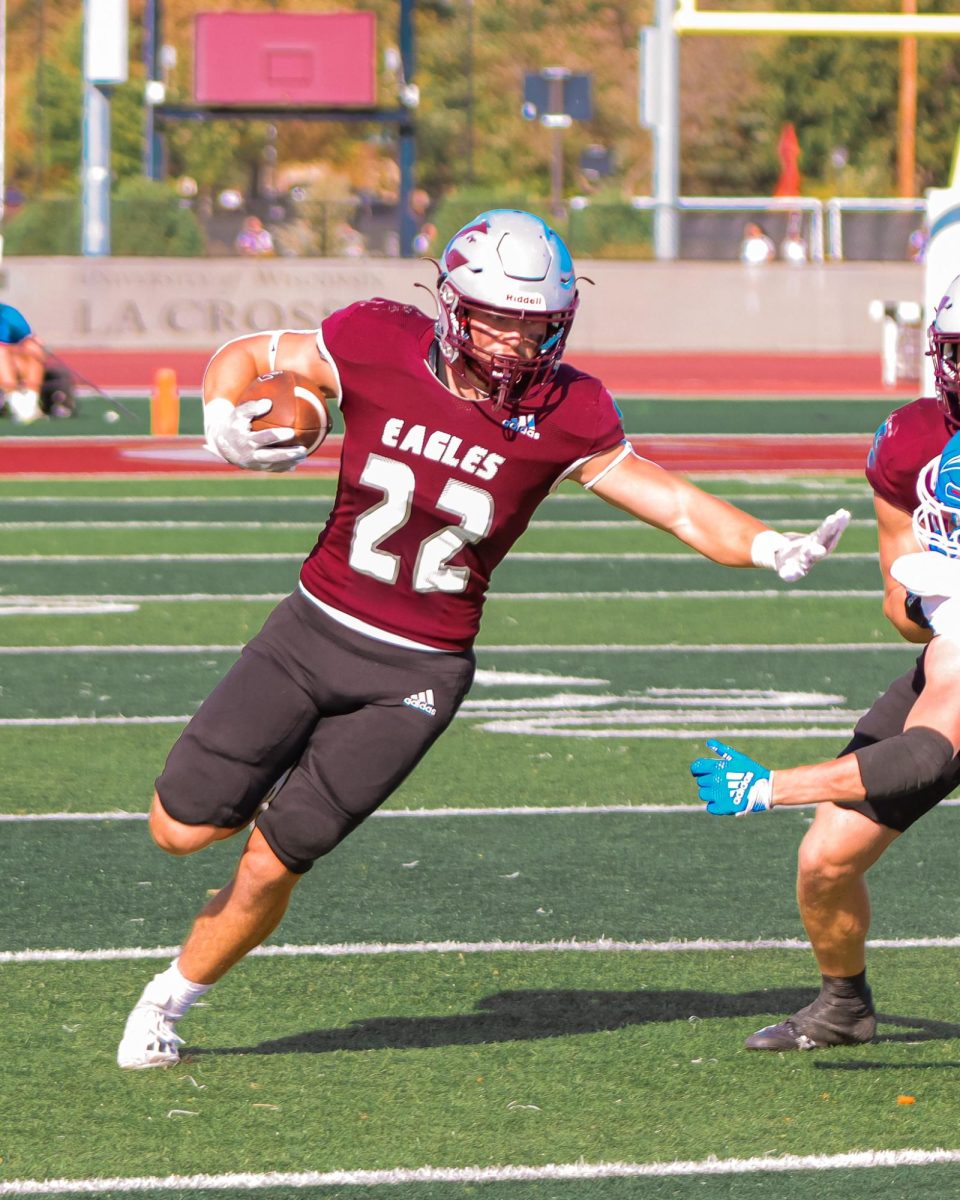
928;279;960;428
913;448;960;558
437;282;578;410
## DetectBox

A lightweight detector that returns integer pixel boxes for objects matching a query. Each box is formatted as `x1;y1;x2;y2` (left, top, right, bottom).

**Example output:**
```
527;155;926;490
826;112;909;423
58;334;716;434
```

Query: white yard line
480;642;908;652
0;553;305;561
0;603;139;616
6;934;960;965
0;517;877;531
0;642;913;654
0;645;243;654
0;803;783;823
0;1148;957;1196
485;590;882;600
0;716;192;726
0;551;880;563
1;1150;960;1196
0;718;861;734
0;590;885;604
0;549;883;564
4;799;958;823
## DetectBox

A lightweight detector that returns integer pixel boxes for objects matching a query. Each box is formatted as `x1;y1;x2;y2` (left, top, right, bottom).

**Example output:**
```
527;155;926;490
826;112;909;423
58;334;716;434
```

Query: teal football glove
690;739;773;816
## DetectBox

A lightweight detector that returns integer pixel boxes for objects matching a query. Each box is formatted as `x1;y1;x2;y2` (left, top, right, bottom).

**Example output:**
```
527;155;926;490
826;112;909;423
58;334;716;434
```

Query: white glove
751;508;851;582
891;551;960;641
920;594;960;642
202;396;308;472
890;551;960;598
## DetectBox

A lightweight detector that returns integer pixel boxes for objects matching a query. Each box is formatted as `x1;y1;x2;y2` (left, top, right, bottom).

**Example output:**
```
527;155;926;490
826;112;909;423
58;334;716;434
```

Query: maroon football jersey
865;396;953;513
299;299;625;650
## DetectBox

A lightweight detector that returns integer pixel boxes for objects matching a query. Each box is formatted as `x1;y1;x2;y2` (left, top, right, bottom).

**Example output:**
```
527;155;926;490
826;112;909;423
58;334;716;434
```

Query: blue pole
143;0;162;178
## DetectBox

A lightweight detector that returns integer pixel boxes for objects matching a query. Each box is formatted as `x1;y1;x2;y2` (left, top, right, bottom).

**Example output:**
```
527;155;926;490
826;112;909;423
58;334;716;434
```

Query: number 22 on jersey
349;453;494;594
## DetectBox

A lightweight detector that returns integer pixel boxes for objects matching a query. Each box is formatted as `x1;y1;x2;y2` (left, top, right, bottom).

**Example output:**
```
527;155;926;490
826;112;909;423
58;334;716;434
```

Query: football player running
690;307;960;1052
117;209;849;1068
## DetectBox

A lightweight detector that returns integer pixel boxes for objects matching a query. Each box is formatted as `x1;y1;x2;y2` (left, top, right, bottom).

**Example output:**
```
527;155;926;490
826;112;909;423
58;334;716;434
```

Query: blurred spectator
235;216;275;257
907;226;928;264
740;222;776;265
0;302;45;424
413;222;437;256
408;187;431;220
4;186;25;221
335;221;366;258
780;214;808;265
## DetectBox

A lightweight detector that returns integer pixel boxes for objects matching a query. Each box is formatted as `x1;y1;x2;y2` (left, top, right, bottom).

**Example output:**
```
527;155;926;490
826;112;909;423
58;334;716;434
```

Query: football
238;370;331;456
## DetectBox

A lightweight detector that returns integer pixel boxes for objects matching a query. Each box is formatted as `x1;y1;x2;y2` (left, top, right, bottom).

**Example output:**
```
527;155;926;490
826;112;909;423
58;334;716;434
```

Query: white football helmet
913;431;960;556
928;275;960;426
435;209;578;408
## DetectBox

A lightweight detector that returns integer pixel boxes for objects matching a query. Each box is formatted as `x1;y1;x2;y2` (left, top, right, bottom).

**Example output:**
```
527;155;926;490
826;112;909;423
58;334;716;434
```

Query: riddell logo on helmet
505;293;547;308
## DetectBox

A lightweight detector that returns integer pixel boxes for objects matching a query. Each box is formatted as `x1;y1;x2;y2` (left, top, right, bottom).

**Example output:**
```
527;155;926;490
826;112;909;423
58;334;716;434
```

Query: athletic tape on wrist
750;529;788;571
203;396;234;431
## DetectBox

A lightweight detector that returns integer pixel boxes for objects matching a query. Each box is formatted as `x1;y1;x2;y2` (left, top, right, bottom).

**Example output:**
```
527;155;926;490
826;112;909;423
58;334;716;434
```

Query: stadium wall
6;258;922;356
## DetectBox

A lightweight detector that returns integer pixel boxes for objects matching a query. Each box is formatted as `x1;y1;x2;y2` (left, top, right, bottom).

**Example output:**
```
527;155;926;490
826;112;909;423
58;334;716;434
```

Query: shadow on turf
807;1012;960;1067
188;985;824;1058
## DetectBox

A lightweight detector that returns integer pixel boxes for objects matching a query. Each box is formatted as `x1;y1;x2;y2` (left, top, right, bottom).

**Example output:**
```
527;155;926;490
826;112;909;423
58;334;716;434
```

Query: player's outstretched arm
691;639;960;814
579;451;849;580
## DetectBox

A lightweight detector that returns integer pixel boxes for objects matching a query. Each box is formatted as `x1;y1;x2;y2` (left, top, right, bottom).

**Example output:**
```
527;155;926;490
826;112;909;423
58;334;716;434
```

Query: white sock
8;389;41;422
140;959;212;1020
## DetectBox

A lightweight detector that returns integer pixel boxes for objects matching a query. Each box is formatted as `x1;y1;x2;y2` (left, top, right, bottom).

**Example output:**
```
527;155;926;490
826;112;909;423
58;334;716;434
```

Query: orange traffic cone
151;368;180;435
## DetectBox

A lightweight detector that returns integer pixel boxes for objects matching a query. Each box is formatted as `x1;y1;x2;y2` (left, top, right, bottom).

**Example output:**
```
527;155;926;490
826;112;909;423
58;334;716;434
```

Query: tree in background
7;0;960;225
680;35;779;196
11;2;148;196
719;0;960;197
7;0;652;212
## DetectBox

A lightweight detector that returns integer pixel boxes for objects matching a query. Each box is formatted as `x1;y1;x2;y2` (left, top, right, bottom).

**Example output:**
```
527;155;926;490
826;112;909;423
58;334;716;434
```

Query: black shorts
156;591;475;872
835;647;960;832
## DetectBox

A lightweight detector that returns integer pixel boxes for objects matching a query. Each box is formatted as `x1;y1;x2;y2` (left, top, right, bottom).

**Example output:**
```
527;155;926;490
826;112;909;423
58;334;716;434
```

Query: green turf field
2;403;959;1199
1;392;895;439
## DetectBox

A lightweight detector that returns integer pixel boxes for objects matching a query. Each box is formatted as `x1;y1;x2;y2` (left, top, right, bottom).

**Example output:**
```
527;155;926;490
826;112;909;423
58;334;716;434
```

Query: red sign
195;12;377;106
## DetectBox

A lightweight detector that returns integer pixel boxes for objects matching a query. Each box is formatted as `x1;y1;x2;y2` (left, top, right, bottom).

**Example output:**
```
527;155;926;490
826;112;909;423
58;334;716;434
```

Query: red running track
0;433;873;475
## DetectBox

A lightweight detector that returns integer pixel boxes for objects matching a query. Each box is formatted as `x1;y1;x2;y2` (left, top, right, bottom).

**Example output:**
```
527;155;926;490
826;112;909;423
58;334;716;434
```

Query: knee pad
855;726;955;801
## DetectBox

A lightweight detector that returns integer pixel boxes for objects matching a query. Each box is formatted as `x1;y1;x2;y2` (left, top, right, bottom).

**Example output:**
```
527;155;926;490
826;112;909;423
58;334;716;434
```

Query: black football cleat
746;990;876;1051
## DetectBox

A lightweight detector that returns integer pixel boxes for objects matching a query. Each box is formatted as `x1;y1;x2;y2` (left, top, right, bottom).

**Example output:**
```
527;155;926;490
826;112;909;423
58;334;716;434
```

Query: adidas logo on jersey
502;413;540;440
403;689;437;716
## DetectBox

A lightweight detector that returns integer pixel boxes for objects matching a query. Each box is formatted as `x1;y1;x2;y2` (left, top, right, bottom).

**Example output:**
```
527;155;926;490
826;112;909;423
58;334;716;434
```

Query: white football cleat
117;1002;184;1069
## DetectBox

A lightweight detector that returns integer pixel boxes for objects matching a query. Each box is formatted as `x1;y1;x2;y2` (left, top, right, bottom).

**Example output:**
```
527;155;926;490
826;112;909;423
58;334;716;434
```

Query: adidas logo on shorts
403;688;437;716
